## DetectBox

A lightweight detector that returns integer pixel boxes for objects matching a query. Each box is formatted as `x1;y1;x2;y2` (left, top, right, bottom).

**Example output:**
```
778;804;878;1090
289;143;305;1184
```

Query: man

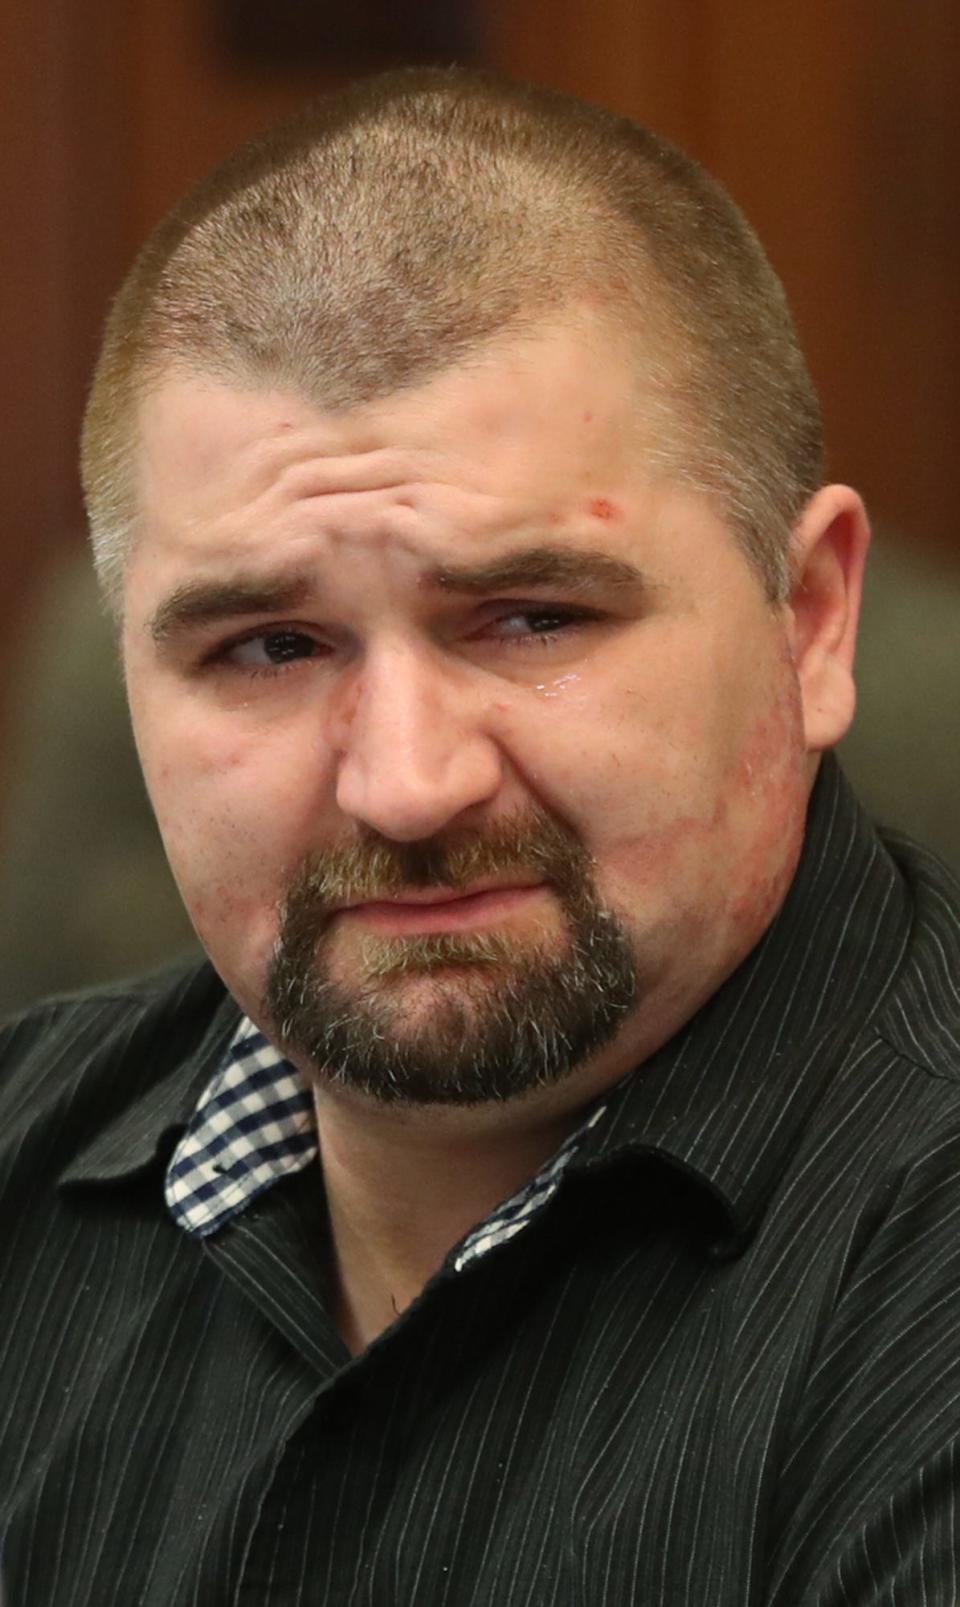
1;66;958;1606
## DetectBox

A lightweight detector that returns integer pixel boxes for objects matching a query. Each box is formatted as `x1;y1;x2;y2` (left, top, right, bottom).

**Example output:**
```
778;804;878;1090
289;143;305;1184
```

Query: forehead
133;314;651;530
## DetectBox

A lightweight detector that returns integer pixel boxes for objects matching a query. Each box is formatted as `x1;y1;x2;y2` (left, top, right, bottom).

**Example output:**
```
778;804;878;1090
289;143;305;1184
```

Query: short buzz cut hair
81;66;823;610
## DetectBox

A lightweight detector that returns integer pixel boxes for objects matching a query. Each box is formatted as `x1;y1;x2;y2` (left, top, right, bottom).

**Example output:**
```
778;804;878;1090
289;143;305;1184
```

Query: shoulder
0;958;232;1171
0;955;225;1070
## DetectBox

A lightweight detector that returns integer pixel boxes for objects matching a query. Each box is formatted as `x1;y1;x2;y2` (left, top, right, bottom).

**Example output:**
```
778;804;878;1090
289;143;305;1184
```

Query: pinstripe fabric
2;755;959;1606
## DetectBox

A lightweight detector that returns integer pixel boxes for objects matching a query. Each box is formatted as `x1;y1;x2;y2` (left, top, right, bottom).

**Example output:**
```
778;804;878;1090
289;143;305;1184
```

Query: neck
312;1084;590;1353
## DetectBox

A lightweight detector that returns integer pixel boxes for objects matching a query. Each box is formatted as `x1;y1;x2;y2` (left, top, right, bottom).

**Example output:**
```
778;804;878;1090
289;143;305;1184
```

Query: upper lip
337;879;543;910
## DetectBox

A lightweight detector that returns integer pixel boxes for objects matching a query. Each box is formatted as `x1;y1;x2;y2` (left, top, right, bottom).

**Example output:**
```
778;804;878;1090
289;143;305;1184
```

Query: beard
264;808;638;1106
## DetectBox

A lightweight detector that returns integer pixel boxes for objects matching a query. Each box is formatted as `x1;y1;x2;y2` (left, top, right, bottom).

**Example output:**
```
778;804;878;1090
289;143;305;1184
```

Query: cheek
595;675;810;959
140;699;321;831
536;665;807;936
500;675;737;851
722;681;810;927
133;704;328;946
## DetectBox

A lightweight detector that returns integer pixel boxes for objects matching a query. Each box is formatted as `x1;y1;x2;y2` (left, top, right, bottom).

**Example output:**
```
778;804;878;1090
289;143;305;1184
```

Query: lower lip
336;885;546;935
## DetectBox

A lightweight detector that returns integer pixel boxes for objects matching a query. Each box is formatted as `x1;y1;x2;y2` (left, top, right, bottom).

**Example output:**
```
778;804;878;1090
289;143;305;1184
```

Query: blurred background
1;0;958;1013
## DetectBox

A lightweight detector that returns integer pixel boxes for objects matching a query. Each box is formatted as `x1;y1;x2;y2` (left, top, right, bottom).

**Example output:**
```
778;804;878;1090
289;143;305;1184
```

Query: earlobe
785;485;871;755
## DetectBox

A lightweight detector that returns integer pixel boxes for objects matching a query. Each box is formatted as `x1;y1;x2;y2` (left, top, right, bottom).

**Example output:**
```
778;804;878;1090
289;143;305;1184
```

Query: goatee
265;809;637;1106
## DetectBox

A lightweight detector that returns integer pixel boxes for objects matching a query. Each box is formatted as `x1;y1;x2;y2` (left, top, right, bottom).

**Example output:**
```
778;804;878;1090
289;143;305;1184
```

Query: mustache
278;808;591;920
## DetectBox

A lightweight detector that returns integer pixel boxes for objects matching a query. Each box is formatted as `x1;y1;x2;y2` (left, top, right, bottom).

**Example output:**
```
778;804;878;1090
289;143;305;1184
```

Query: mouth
334;881;548;935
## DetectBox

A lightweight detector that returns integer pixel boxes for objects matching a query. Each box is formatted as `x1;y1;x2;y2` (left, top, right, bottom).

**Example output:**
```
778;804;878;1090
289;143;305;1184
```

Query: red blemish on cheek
582;410;594;423
586;497;620;522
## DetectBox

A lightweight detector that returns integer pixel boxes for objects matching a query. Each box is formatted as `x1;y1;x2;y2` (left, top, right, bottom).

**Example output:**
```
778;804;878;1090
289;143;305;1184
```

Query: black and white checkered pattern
164;1021;317;1237
164;1016;608;1251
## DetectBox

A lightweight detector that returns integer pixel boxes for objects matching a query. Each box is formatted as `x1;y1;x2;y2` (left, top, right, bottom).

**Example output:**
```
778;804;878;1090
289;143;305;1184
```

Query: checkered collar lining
164;1020;316;1237
164;1017;607;1267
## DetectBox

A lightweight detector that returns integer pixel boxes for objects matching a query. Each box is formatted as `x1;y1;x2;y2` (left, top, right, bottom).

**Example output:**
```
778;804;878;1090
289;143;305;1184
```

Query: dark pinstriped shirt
2;756;960;1606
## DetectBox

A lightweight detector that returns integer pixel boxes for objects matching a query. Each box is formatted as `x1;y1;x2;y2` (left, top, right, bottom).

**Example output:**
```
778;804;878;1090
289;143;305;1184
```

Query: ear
785;485;871;754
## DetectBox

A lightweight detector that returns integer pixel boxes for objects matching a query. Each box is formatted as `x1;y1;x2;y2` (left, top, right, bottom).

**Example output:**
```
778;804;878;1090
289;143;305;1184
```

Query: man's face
123;313;812;1108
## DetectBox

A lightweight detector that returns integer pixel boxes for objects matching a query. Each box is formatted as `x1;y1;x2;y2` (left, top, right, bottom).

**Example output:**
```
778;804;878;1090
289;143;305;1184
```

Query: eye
481;605;598;643
217;628;322;672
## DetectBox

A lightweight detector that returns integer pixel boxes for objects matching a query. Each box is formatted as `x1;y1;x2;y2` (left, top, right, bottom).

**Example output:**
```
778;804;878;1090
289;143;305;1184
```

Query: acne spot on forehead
586;497;621;522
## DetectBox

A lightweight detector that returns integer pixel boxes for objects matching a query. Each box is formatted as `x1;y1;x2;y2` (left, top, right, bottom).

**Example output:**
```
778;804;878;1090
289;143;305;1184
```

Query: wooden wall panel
689;0;959;552
1;1;68;651
490;0;696;136
0;0;130;779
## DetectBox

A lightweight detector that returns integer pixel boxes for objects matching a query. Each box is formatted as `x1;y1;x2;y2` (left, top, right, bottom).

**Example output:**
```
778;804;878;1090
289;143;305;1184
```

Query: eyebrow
426;546;651;597
148;574;314;644
147;544;652;645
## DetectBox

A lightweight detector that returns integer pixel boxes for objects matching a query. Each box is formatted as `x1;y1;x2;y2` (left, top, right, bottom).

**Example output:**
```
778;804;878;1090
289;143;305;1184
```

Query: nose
331;642;504;842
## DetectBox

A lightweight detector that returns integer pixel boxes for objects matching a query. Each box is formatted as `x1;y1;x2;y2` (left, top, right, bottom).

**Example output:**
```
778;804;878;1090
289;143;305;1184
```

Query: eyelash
206;605;599;679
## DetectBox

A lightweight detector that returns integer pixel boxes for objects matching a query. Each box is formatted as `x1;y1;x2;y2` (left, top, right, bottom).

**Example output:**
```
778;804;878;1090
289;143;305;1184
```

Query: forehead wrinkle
278;445;455;502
